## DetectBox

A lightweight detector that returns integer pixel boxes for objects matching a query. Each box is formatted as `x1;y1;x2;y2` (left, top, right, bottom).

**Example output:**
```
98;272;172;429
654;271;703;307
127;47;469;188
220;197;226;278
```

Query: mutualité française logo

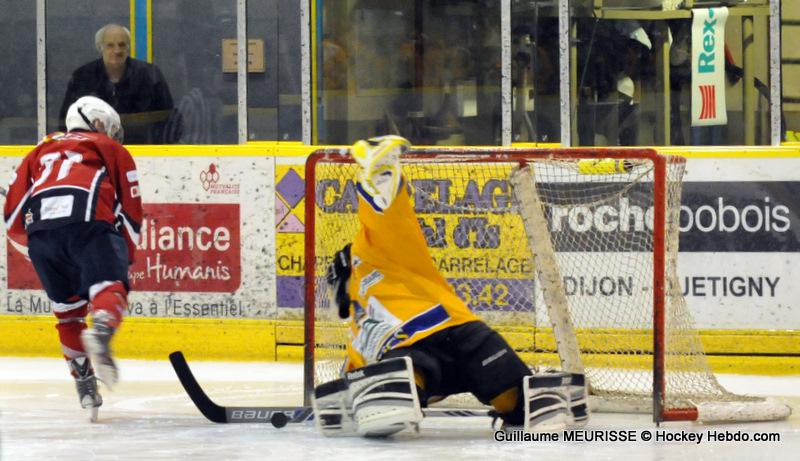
199;163;239;195
200;163;221;191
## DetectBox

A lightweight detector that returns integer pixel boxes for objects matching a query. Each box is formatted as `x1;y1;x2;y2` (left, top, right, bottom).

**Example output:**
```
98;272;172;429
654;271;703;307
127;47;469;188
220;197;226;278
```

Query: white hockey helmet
65;96;124;143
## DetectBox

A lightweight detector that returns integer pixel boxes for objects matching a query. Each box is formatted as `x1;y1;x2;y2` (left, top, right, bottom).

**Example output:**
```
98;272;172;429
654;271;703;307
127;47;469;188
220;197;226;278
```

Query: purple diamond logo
278;213;305;233
276;169;305;209
275;193;290;226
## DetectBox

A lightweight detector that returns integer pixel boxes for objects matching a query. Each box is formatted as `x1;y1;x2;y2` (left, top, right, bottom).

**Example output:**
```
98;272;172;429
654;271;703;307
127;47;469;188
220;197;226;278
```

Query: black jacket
59;58;179;143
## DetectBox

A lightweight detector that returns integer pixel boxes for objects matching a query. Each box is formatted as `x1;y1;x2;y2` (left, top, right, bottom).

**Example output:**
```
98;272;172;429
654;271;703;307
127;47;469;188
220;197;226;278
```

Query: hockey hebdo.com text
493;429;781;444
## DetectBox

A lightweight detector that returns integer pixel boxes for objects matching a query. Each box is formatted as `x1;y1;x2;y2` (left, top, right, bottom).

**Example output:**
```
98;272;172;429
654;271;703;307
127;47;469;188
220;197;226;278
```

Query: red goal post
302;147;790;424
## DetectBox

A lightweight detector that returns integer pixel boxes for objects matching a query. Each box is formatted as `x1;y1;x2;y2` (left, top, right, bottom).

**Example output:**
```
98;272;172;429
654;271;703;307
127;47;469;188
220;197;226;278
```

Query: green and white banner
691;7;728;127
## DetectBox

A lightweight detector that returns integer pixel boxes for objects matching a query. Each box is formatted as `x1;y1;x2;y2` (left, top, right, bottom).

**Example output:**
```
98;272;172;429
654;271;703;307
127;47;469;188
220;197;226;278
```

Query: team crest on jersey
359;270;384;297
24;210;33;227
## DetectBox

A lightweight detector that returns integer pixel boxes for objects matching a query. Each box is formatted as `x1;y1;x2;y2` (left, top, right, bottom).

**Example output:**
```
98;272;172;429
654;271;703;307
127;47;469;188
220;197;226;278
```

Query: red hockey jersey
3;131;142;263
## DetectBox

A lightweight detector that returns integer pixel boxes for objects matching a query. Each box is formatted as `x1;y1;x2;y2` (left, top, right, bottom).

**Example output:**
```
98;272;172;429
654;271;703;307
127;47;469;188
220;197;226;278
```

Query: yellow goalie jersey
345;176;480;371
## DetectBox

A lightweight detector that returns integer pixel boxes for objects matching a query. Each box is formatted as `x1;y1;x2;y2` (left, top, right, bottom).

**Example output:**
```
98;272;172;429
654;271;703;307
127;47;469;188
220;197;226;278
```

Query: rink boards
0;144;798;373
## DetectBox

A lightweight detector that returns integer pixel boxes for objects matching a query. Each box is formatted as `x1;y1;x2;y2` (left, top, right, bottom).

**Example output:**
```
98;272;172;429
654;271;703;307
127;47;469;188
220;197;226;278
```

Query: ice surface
1;357;798;460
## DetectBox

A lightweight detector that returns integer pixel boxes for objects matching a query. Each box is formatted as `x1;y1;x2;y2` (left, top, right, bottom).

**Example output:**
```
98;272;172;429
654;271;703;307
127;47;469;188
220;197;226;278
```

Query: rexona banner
1;155;276;319
691;7;728;126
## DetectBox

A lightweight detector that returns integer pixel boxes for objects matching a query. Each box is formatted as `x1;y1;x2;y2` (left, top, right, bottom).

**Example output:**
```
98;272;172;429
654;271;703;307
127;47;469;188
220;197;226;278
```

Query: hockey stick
169;351;310;427
169;351;491;427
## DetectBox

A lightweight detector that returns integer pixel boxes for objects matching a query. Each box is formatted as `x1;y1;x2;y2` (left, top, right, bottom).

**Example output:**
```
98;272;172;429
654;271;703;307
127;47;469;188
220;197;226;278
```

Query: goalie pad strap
566;373;589;428
316;377;348;395
529;373;573;389
528;392;571;429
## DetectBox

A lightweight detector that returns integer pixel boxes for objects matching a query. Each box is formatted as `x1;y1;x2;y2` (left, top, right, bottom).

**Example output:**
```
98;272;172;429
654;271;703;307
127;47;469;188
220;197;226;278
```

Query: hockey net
303;148;790;423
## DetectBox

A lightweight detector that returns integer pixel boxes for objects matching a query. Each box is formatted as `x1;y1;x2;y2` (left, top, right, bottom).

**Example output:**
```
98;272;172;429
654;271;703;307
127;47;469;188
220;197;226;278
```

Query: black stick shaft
169;351;312;425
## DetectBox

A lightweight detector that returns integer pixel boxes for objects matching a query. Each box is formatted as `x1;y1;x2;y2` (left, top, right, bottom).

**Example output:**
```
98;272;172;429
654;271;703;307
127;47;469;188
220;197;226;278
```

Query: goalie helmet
351;135;410;210
65;96;124;143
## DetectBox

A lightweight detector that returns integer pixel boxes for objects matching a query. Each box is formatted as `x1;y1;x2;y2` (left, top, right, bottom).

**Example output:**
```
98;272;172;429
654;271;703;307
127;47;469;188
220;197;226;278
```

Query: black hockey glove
326;244;352;319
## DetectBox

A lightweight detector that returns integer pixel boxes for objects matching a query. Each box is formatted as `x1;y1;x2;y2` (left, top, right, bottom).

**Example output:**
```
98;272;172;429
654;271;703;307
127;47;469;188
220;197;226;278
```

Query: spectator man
59;24;178;143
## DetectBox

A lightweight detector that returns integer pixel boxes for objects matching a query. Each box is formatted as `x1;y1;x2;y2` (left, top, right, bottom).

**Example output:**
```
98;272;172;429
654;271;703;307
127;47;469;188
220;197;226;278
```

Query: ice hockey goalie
312;135;589;437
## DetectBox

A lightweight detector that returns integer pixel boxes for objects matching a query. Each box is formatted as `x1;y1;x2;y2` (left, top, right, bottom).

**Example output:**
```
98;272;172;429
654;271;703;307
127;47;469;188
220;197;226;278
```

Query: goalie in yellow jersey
312;135;589;437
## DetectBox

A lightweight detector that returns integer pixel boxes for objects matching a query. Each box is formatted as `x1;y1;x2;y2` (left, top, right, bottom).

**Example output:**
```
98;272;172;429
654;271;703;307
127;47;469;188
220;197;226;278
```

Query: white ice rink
1;357;798;460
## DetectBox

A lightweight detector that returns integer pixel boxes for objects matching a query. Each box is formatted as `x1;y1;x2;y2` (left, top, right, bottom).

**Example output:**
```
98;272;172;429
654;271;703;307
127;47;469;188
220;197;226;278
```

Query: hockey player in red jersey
3;96;142;421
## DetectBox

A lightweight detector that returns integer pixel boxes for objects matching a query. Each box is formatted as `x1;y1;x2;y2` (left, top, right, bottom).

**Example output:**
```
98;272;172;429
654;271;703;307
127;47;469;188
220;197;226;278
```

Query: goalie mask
66;96;124;143
351;135;410;211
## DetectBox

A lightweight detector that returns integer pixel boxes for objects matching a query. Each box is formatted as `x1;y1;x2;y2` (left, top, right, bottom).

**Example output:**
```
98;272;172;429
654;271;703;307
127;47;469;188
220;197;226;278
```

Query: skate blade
89;405;99;423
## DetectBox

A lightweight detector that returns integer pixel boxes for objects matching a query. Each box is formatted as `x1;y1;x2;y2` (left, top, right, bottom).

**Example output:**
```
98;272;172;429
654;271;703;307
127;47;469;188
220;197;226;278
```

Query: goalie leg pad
524;371;589;432
524;373;571;432
566;372;589;429
312;378;356;437
346;357;423;437
523;372;590;432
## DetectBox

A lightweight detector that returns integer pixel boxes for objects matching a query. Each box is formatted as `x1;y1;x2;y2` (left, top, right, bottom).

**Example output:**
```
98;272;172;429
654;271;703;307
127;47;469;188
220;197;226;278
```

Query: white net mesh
306;149;786;421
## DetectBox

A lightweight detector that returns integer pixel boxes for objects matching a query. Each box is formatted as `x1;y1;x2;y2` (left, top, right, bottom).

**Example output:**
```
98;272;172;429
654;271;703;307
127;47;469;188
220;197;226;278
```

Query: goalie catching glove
351;135;410;211
326;244;352;319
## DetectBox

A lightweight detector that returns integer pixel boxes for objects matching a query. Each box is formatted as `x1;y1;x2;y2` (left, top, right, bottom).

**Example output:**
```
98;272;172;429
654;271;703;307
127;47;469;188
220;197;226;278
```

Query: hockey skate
81;312;119;390
68;356;102;422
